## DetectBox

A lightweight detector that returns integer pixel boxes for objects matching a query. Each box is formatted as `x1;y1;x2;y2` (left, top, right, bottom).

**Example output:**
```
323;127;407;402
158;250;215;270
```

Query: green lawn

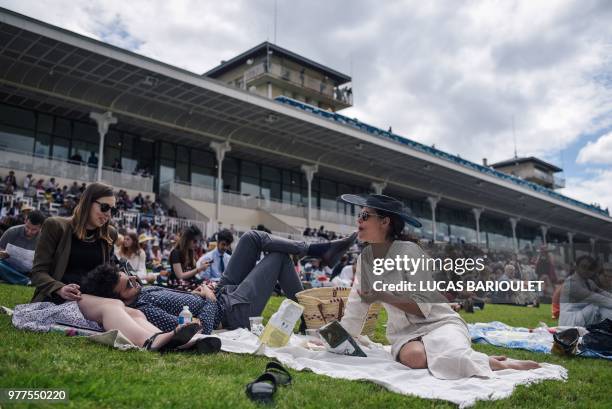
0;284;610;409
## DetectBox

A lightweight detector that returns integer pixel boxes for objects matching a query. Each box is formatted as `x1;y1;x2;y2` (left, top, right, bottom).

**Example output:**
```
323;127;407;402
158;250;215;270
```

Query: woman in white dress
116;231;147;279
339;194;540;379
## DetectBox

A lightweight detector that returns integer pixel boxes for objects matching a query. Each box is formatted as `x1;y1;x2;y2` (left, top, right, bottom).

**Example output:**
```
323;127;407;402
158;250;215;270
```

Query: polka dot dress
129;287;224;334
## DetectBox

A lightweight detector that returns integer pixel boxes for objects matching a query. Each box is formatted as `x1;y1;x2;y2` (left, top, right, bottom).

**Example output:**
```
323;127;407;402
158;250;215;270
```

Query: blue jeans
0;260;30;285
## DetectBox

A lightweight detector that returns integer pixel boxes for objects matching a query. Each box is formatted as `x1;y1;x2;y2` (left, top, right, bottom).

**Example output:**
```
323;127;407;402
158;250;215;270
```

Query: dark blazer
30;216;117;303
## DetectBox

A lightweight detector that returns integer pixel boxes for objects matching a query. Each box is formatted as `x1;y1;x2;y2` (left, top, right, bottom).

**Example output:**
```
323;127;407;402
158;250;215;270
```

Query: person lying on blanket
81;230;356;333
337;194;541;380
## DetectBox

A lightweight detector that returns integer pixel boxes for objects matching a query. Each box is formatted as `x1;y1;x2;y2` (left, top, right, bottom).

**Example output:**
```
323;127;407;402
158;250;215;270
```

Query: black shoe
246;373;277;404
307;232;357;267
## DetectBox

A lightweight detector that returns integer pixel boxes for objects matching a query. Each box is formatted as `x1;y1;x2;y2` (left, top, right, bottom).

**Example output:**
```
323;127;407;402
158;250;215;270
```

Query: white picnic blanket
202;329;567;408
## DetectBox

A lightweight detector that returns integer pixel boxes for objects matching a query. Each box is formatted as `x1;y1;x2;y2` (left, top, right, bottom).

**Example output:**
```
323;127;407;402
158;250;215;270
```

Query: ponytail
379;210;420;244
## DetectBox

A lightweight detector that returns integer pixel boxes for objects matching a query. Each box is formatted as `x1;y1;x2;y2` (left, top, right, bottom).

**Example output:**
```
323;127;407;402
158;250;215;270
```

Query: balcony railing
113;210;207;235
0;147;153;192
243;62;353;106
165;181;355;226
527;168;566;189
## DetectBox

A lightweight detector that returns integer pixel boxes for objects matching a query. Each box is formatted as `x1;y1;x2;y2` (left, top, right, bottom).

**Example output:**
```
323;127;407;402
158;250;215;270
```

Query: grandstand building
0;8;610;259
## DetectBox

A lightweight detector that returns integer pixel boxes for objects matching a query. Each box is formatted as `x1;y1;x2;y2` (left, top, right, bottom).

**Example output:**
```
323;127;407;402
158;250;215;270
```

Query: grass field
0;283;610;409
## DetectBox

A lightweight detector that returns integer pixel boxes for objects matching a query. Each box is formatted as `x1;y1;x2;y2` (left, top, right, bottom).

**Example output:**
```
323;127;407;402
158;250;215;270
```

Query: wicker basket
296;287;382;336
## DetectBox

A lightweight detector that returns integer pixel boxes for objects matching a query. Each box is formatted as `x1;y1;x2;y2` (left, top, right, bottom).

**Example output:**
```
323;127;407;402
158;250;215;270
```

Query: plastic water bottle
178;306;192;325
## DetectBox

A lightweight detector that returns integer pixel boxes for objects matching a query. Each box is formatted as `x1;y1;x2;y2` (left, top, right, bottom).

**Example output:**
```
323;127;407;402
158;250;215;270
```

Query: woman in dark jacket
31;182;198;351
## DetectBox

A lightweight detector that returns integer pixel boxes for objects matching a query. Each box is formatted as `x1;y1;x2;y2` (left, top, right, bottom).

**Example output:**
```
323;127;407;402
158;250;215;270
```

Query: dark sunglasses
94;200;118;216
357;211;386;222
126;275;140;289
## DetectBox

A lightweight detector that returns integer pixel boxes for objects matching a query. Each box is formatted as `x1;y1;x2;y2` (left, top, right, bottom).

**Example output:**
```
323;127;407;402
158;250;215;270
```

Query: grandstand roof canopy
1;7;611;241
203;41;352;84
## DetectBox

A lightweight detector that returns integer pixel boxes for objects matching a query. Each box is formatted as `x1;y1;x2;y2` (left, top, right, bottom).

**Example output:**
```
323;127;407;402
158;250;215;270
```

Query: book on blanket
318;320;367;357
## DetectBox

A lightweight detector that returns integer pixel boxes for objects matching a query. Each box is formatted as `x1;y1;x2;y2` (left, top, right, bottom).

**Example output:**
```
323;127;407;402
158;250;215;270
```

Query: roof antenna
512;115;518;159
273;0;278;44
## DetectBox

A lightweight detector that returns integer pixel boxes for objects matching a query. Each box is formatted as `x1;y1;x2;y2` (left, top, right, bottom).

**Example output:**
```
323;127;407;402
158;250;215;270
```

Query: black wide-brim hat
339;193;423;228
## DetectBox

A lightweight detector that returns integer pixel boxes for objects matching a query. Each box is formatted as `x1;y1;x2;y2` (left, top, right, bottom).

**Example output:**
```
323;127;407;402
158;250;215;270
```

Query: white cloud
1;0;612;208
560;168;612;213
576;131;612;164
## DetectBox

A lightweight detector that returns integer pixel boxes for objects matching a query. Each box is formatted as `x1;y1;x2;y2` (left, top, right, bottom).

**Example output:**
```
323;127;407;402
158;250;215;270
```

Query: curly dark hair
80;263;121;299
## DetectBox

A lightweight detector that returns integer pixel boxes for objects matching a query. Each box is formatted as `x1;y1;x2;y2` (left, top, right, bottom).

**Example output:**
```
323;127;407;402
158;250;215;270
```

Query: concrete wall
270;213;355;235
162;192;209;223
180;198;303;234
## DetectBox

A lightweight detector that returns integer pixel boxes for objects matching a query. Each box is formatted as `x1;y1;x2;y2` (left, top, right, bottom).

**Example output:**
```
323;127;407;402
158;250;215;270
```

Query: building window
191;149;215;188
54;118;71;138
159;159;175;185
104;130;122;168
0;103;35;130
51;136;70;160
240;160;260;196
34;133;52;157
37;114;53;134
72;122;99;162
176;146;190;182
0;124;34;153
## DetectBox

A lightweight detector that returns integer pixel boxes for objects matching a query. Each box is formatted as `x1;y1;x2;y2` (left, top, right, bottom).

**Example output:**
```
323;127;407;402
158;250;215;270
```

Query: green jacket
30;216;117;303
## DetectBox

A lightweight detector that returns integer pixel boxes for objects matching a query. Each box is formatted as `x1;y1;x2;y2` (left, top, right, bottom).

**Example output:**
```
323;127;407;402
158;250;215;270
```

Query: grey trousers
218;230;307;329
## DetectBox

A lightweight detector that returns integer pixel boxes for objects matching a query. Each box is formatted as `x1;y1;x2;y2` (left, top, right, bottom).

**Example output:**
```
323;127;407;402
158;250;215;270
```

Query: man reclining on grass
81;230;355;333
82;264;223;334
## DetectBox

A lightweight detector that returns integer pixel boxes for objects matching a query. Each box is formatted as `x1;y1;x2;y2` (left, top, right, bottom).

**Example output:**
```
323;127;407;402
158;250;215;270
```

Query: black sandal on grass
143;332;164;351
264;361;292;386
191;337;222;354
160;322;202;352
246;373;277;404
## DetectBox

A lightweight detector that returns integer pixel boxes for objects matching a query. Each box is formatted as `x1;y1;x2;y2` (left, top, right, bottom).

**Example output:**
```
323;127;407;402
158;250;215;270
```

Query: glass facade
0;101;574;249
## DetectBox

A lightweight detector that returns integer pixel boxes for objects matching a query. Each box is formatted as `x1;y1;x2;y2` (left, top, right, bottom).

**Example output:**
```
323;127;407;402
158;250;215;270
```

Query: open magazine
4;243;35;272
318;320;367;357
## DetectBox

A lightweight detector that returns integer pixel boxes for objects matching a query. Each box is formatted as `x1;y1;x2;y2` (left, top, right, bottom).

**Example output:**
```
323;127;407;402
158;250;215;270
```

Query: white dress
119;249;147;279
340;241;493;380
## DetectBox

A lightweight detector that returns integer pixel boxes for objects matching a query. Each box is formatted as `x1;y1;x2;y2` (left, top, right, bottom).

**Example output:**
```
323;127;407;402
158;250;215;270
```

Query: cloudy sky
2;0;612;211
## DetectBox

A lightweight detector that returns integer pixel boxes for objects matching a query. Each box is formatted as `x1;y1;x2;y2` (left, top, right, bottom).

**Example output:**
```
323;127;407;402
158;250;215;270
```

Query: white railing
0;193;33;208
164;181;356;226
553;175;566;189
528;168;565;189
113;210;206;235
161;216;207;235
0;147;153;192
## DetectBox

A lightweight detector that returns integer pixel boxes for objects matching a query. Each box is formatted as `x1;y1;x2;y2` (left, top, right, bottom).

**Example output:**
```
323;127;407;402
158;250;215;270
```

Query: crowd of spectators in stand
0;169;179;237
302;225;343;240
